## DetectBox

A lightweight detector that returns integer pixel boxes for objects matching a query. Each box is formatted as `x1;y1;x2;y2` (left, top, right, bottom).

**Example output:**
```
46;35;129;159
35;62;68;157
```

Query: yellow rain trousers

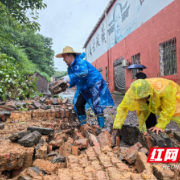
113;78;180;132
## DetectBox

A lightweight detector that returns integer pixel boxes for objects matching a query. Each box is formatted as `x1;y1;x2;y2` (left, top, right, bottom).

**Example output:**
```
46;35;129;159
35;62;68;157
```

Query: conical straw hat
56;46;81;58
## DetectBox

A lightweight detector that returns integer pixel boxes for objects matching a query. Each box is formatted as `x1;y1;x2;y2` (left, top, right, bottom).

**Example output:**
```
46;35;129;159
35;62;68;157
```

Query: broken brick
80;124;91;137
98;131;112;147
72;146;79;156
74;138;88;149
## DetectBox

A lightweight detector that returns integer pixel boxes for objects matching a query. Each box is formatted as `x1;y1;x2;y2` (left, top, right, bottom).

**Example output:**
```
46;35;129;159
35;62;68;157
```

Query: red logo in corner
147;148;180;163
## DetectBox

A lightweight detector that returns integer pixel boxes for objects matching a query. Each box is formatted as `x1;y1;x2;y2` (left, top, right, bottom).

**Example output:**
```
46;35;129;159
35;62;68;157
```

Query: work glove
63;75;70;83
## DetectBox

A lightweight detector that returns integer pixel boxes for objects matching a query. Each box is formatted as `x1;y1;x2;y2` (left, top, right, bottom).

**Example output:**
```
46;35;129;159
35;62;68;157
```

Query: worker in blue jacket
56;46;114;128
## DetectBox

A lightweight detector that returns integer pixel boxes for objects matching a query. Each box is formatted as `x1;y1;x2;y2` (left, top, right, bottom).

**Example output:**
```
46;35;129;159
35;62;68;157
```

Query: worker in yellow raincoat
113;78;180;134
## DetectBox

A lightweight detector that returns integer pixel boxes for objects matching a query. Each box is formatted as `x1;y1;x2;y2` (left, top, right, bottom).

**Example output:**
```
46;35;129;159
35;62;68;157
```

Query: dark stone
17;131;42;147
159;132;171;147
4;110;11;115
33;101;42;109
30;166;46;176
52;100;59;105
28;105;36;110
9;130;31;142
0;101;5;105
138;132;156;150
27;126;54;135
0;123;4;129
16;101;27;108
120;124;140;145
0;110;11;116
148;130;166;147
34;138;45;150
95;127;102;136
39;97;46;103
165;129;172;134
51;155;66;164
41;105;49;110
48;151;59;157
174;132;180;141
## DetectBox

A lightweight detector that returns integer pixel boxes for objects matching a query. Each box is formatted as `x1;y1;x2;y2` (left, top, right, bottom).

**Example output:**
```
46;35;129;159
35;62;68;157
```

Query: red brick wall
92;0;180;92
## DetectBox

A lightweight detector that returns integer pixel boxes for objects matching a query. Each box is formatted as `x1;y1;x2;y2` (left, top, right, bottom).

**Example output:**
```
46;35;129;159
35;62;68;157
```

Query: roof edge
83;0;116;49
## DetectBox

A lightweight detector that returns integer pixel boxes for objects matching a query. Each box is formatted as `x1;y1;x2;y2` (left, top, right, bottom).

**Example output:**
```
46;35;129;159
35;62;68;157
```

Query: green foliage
53;71;68;77
19;105;28;112
0;0;47;31
18;30;55;77
0;53;37;101
37;93;43;97
0;1;55;100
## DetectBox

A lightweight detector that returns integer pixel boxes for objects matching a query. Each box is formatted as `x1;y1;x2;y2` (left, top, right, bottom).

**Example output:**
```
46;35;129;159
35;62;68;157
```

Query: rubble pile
0;98;180;179
0;97;79;130
0;121;180;179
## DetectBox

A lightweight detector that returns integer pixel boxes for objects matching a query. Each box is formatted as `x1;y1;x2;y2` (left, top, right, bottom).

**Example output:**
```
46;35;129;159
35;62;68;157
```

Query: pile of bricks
120;124;180;149
0;98;80;130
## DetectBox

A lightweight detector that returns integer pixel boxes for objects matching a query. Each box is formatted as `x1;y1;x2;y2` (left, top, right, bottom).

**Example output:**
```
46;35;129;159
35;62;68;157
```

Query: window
98;67;103;77
106;67;108;82
160;38;177;76
131;53;140;79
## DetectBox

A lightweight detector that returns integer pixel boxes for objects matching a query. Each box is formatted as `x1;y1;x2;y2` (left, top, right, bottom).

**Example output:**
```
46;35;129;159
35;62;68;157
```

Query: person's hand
149;127;164;134
143;132;148;136
67;83;70;87
63;75;70;83
111;129;120;147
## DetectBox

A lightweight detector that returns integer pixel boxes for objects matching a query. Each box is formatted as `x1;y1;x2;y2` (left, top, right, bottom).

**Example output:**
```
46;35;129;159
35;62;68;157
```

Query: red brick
58;169;72;180
116;137;120;146
67;155;78;164
107;167;125;179
115;162;132;172
153;164;175;180
60;109;65;118
93;146;101;156
72;171;86;180
84;166;96;173
139;147;148;155
78;154;90;167
74;138;88;149
49;138;64;148
65;109;70;118
46;99;52;105
34;96;40;101
57;98;62;105
95;171;107;180
99;155;113;168
55;108;60;118
59;142;72;157
69;163;83;172
62;99;68;104
91;161;102;171
47;145;53;153
72;146;79;156
124;142;143;164
135;152;152;174
73;129;85;140
67;137;74;144
98;131;112;147
80;124;91;137
85;172;96;180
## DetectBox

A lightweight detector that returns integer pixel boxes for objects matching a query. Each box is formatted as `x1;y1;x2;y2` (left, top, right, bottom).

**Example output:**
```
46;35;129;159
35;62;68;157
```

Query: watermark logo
147;148;180;163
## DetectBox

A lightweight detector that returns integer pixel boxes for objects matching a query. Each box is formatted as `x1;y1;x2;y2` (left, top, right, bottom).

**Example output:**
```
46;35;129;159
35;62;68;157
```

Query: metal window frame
159;38;177;76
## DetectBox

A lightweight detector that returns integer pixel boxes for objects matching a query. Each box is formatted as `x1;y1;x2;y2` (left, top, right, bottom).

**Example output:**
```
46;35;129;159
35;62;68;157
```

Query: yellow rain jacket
113;78;180;131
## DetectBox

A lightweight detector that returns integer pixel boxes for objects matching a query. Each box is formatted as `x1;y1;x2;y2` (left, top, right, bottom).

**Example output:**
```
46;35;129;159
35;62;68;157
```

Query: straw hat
56;46;81;58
